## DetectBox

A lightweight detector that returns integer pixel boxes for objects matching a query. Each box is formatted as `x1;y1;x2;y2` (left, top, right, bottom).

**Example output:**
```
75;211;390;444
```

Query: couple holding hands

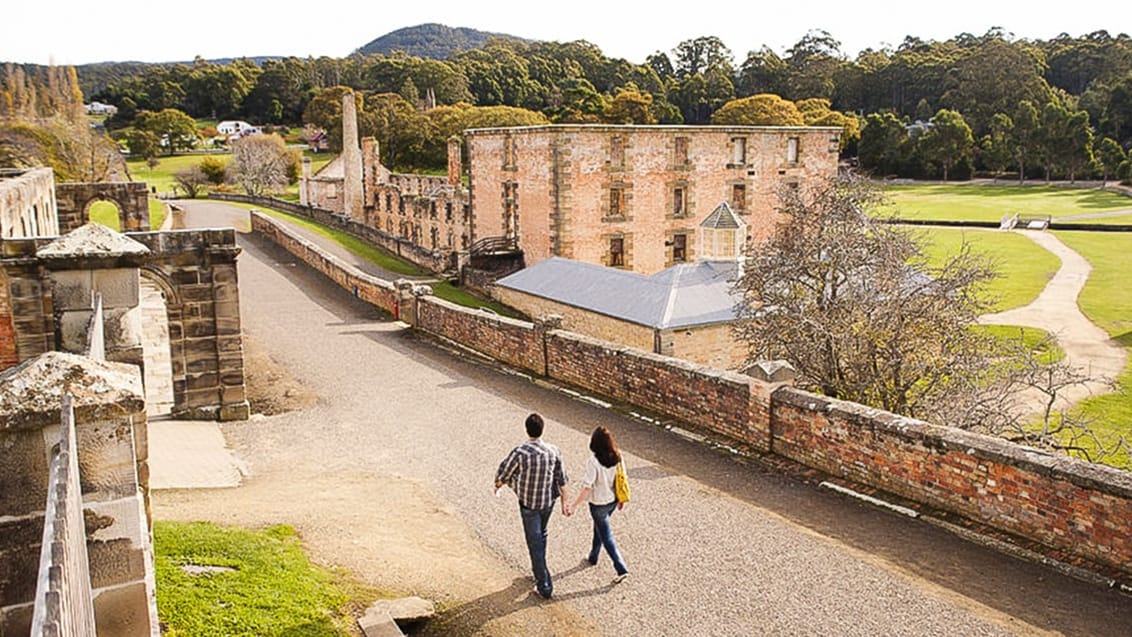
494;413;630;600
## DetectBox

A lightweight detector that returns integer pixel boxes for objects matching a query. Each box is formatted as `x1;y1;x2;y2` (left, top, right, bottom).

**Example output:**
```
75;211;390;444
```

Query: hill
355;23;529;59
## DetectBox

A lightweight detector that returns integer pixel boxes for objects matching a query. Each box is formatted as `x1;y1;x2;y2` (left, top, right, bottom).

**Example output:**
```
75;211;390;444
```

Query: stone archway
55;182;149;234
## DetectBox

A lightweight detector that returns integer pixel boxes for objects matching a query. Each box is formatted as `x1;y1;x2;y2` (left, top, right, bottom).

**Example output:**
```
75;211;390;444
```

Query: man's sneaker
531;587;551;600
612;572;629;584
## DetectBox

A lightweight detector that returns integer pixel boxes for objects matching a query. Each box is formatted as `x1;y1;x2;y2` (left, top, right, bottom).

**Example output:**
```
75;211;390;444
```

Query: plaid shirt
496;439;568;510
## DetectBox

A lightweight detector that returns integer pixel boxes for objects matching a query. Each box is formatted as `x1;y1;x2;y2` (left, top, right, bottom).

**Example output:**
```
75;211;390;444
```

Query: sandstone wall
0;168;58;239
466;126;841;275
55;182;149;234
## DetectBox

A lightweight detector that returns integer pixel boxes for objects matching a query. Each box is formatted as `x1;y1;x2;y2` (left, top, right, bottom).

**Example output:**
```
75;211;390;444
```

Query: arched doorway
87;198;123;231
139;274;174;417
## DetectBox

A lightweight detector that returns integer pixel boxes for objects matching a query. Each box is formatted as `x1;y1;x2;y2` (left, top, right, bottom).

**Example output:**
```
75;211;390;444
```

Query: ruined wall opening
139;273;174;416
86;198;124;231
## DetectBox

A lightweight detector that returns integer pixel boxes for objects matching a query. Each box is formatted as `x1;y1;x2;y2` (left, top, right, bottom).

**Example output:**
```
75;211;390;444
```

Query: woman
569;426;629;583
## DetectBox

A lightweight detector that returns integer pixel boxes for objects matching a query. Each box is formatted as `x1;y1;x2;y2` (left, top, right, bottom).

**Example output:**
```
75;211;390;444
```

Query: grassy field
127;149;335;200
882;184;1132;224
230;203;518;315
155;521;379;637
1054;231;1132;457
916;226;1060;311
88;199;168;231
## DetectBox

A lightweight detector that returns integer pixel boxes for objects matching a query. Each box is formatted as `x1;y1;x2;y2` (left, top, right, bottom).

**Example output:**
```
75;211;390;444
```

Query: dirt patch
242;335;318;415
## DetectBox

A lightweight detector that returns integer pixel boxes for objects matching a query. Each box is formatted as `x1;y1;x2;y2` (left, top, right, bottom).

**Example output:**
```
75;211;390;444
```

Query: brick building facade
465;125;841;275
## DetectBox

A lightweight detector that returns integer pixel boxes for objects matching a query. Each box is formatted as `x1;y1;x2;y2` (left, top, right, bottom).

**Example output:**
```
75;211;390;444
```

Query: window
445;202;453;223
610;135;625;167
787;137;799;163
674;136;689;166
385;193;392;211
503;135;516;168
503;182;519;239
673;186;687;217
609;237;624;267
430;200;438;220
610;186;625;218
430;227;439;249
732;184;746;212
673;233;687;262
731;137;746;165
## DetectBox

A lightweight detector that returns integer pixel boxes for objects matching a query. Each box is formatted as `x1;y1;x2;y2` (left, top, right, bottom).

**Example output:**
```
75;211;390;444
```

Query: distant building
85;101;117;116
217;120;262;138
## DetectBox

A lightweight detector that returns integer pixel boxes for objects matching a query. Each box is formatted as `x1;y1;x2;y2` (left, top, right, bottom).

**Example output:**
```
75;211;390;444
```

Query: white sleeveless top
582;454;618;506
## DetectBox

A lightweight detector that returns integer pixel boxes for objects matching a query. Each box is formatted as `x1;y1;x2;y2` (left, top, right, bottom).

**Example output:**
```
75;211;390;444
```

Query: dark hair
525;413;544;438
590;426;621;468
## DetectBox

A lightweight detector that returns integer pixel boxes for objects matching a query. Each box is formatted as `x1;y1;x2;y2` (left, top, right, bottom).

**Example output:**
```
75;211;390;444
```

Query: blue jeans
520;504;554;597
588;501;628;576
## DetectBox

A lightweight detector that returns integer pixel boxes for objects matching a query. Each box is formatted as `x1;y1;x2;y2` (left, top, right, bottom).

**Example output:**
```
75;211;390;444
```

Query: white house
217;120;262;138
85;101;118;116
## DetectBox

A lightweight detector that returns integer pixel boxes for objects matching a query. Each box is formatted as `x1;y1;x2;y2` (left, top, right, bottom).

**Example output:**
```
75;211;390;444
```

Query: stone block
0;517;45;606
218;401;250;422
92;268;141;309
93;580;155;637
49;269;94;310
58;309;95;352
103;306;144;350
88;537;148;590
0;428;50;513
359;608;405;637
77;420;139;500
0;603;33;637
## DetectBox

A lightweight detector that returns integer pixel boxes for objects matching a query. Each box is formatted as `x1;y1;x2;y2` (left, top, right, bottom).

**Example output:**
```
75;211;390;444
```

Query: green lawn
882;184;1132;224
155;521;379;637
1054;231;1132;459
128;154;216;195
916;226;1060;311
229;203;517;315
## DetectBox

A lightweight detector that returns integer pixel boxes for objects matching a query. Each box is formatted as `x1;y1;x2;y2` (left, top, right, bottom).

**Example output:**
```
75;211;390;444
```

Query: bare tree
733;174;997;417
173;166;208;198
733;174;1129;469
226;134;297;196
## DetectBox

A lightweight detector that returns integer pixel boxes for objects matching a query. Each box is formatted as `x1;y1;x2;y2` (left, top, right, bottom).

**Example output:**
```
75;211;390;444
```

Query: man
495;412;569;599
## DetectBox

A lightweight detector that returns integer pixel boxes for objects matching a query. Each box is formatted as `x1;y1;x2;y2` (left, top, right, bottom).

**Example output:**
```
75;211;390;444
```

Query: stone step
358;597;436;637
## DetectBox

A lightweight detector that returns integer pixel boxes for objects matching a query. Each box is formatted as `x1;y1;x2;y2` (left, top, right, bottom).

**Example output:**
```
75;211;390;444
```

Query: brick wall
415;296;546;376
770;388;1132;576
492;286;655;352
254;210;1132;581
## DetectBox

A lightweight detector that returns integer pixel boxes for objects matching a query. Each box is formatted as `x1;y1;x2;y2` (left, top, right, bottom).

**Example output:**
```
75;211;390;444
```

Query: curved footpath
151;201;1131;636
979;229;1127;409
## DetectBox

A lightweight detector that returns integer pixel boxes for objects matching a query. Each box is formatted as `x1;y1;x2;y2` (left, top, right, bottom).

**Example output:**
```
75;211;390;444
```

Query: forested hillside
5;26;1132;180
355;23;525;59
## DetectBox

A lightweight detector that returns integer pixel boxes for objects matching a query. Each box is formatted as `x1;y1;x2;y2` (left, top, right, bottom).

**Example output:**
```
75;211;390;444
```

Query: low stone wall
251;212;398;316
416;296;546;376
213;193;455;273
253;210;1132;582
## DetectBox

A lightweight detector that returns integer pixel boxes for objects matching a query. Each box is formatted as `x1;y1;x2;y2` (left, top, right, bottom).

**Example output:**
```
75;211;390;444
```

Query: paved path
151;201;1132;636
979;230;1126;409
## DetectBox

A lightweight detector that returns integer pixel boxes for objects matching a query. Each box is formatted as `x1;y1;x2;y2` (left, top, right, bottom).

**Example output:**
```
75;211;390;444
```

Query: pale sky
6;1;1130;66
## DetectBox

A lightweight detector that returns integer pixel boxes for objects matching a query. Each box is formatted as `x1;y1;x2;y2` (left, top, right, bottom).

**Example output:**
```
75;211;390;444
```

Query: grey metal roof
495;257;741;329
700;202;745;230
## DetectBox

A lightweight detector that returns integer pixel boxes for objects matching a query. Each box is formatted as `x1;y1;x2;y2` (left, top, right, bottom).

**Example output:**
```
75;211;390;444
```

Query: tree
672;36;734;78
198;155;227;184
858;111;911;176
173;166;208;198
123;128;161;160
796;98;860;153
605;87;655;124
918;109;973;180
980;113;1015;179
710;93;803;126
1096;137;1127;181
733;174;999;417
1012;100;1040;182
226;134;297;196
133;108;198;155
302;86;363;152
